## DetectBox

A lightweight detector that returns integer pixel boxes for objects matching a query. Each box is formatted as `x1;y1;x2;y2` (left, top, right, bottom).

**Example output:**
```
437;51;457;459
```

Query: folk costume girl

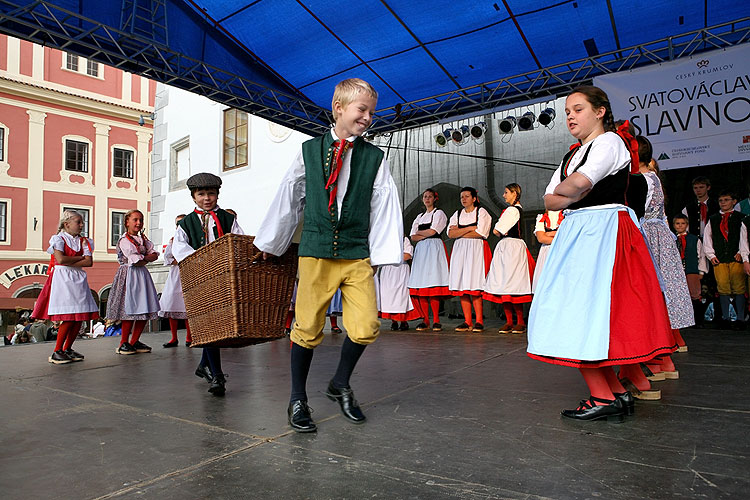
532;210;563;292
159;214;192;348
527;86;675;422
107;209;160;355
33;210;98;364
447;187;492;332
379;237;420;330
408;189;450;331
172;172;243;397
482;183;535;334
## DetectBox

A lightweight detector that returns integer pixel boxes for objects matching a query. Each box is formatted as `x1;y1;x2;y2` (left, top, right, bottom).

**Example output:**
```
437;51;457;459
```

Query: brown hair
123;209;145;235
422;188;439;204
570;85;615;133
504;183;522;204
636;136;653;165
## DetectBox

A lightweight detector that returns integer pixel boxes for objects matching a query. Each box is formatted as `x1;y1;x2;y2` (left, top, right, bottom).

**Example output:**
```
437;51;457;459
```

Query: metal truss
0;0;333;136
369;17;750;134
0;2;747;136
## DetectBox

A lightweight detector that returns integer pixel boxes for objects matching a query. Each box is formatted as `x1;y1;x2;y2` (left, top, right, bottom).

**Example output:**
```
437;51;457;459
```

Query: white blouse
409;209;447;236
494;204;521;236
117;233;156;265
534;210;563;233
48;232;94;256
448;207;491;238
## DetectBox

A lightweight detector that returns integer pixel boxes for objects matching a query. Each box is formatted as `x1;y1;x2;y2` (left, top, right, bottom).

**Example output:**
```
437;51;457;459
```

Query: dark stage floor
1;323;748;499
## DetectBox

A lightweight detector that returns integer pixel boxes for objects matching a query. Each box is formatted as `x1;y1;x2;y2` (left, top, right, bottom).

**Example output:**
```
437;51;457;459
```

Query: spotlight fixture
138;112;156;126
518;111;536;131
451;125;471;145
470;122;486;141
538;108;556;127
434;129;453;147
498;116;516;135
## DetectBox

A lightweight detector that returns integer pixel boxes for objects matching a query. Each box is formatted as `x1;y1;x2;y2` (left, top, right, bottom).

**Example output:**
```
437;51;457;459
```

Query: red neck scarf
699;201;708;224
194;208;224;242
325;139;353;210
539;211;564;229
678;234;687;259
125;233;148;255
720;212;732;240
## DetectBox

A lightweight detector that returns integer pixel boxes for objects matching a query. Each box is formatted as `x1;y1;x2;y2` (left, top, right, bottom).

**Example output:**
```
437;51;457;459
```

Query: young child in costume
255;78;403;433
527;86;675;421
482;183;534;334
673;214;707;336
379;237;420;330
107;209;160;356
408;188;450;331
703;190;746;328
159;214;192;348
171;172;243;396
32;210;98;364
682;176;719;239
532;209;563;292
447;187;492;332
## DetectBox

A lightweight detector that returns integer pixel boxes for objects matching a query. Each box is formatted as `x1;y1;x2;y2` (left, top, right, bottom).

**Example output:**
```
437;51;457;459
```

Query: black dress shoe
325;380;366;423
390;320;399;331
194;364;213;383
163;340;178;348
288;400;317;433
208;374;226;396
614;391;635;416
399;321;409;331
561;396;625;422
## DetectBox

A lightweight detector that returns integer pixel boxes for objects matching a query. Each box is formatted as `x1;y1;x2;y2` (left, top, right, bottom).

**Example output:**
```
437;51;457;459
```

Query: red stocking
168;318;179;343
672;328;686;347
619;364;652;392
417;297;430;323
54;322;72;351
185;320;192;343
502;303;514;326
659;355;676;372
513;303;525;326
579;367;615;403
460;296;473;325
129;320;147;345
120;320;133;346
603;367;626;393
471;295;483;324
430;298;440;324
63;321;81;350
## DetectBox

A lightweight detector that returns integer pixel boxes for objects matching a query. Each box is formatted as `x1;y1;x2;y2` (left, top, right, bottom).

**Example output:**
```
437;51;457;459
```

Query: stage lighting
538;108;556;127
498;116;516;135
434;129;453;147
518;112;535;131
470;122;486;141
451;125;471;145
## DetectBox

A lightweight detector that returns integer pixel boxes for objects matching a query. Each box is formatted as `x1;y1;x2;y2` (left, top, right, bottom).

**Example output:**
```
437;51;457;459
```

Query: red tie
720;212;731;240
678;234;686;259
325;140;353;210
699;202;707;224
194;208;224;242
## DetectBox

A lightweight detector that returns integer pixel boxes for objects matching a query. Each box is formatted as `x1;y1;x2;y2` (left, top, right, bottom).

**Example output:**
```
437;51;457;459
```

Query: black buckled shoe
561;396;625;422
390;320;399;331
64;348;84;361
208;374;226;396
194;363;213;383
48;350;72;364
399;321;409;331
132;341;152;353
614;391;635;416
325;380;366;423
163;340;178;348
288;400;317;433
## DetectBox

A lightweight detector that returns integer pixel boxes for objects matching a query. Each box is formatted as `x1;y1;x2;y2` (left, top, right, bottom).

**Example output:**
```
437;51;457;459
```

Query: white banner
594;44;750;170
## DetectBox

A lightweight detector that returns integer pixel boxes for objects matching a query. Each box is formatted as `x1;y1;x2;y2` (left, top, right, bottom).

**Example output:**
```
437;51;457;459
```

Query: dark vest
560;143;629;210
298;134;384;259
626;173;648;220
455;207;485;238
708;211;743;263
177;209;236;250
685;199;719;237
677;233;700;274
417;210;442;238
499;205;522;239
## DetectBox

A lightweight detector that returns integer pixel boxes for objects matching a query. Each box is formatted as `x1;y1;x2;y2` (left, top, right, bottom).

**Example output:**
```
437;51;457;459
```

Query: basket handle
250;250;264;263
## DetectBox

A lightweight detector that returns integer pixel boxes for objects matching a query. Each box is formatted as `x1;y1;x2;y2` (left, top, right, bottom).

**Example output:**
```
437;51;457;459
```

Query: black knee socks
332;337;367;389
290;343;314;403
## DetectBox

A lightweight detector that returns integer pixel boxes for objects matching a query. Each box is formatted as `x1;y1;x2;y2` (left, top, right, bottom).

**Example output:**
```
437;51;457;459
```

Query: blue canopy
0;1;748;135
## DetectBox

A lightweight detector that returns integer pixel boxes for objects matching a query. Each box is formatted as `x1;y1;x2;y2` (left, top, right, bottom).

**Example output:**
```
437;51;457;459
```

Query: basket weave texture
179;234;298;348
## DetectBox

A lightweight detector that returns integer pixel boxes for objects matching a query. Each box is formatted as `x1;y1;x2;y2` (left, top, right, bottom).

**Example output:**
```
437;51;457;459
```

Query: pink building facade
0;35;155;331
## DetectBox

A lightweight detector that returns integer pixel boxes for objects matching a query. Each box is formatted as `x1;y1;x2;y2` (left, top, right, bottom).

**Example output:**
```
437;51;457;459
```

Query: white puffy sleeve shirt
254;131;404;266
403;237;414;258
494;205;521;236
449;208;491;238
409;209;447;236
171;212;244;263
118;234;156;265
545;132;631;196
48;232;94;257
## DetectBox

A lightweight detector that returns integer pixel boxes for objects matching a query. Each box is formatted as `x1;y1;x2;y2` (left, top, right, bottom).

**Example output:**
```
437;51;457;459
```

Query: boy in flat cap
171;172;244;396
255;78;403;433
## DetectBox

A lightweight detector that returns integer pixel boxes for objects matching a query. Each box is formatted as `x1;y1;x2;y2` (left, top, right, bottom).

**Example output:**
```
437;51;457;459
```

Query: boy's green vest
708;211;743;263
298;134;384;259
178;209;236;250
677;233;699;274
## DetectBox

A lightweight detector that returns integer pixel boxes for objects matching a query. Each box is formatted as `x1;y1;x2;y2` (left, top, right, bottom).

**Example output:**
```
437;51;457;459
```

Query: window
0;201;6;242
0;127;4;162
113;148;134;178
111;211;126;246
62;207;90;238
86;59;99;77
65;140;88;172
223;108;248;170
66;53;78;71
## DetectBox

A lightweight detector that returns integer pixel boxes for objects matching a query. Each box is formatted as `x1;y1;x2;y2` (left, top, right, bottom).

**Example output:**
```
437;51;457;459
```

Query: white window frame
0;121;10;176
222;108;249;171
60;135;93;185
0;198;10;245
109;209;127;248
61;204;93;239
111;144;136;180
169;136;191;192
61;52;104;80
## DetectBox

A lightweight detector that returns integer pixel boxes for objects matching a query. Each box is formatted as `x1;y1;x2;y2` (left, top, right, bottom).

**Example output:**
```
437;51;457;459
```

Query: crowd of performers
29;78;716;429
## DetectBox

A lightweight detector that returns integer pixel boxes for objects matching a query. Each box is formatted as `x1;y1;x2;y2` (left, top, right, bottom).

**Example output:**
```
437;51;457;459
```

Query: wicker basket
179;234;297;348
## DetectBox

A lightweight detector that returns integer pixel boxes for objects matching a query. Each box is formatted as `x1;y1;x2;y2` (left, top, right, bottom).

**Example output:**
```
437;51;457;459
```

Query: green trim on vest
298;134;384;259
177;209;236;250
709;212;743;263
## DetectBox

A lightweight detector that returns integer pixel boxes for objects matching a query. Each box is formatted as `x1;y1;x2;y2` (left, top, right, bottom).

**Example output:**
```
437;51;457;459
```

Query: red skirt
381;310;422;321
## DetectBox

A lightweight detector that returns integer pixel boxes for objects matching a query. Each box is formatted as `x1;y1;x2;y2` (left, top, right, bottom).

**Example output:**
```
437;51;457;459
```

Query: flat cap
186;172;222;189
